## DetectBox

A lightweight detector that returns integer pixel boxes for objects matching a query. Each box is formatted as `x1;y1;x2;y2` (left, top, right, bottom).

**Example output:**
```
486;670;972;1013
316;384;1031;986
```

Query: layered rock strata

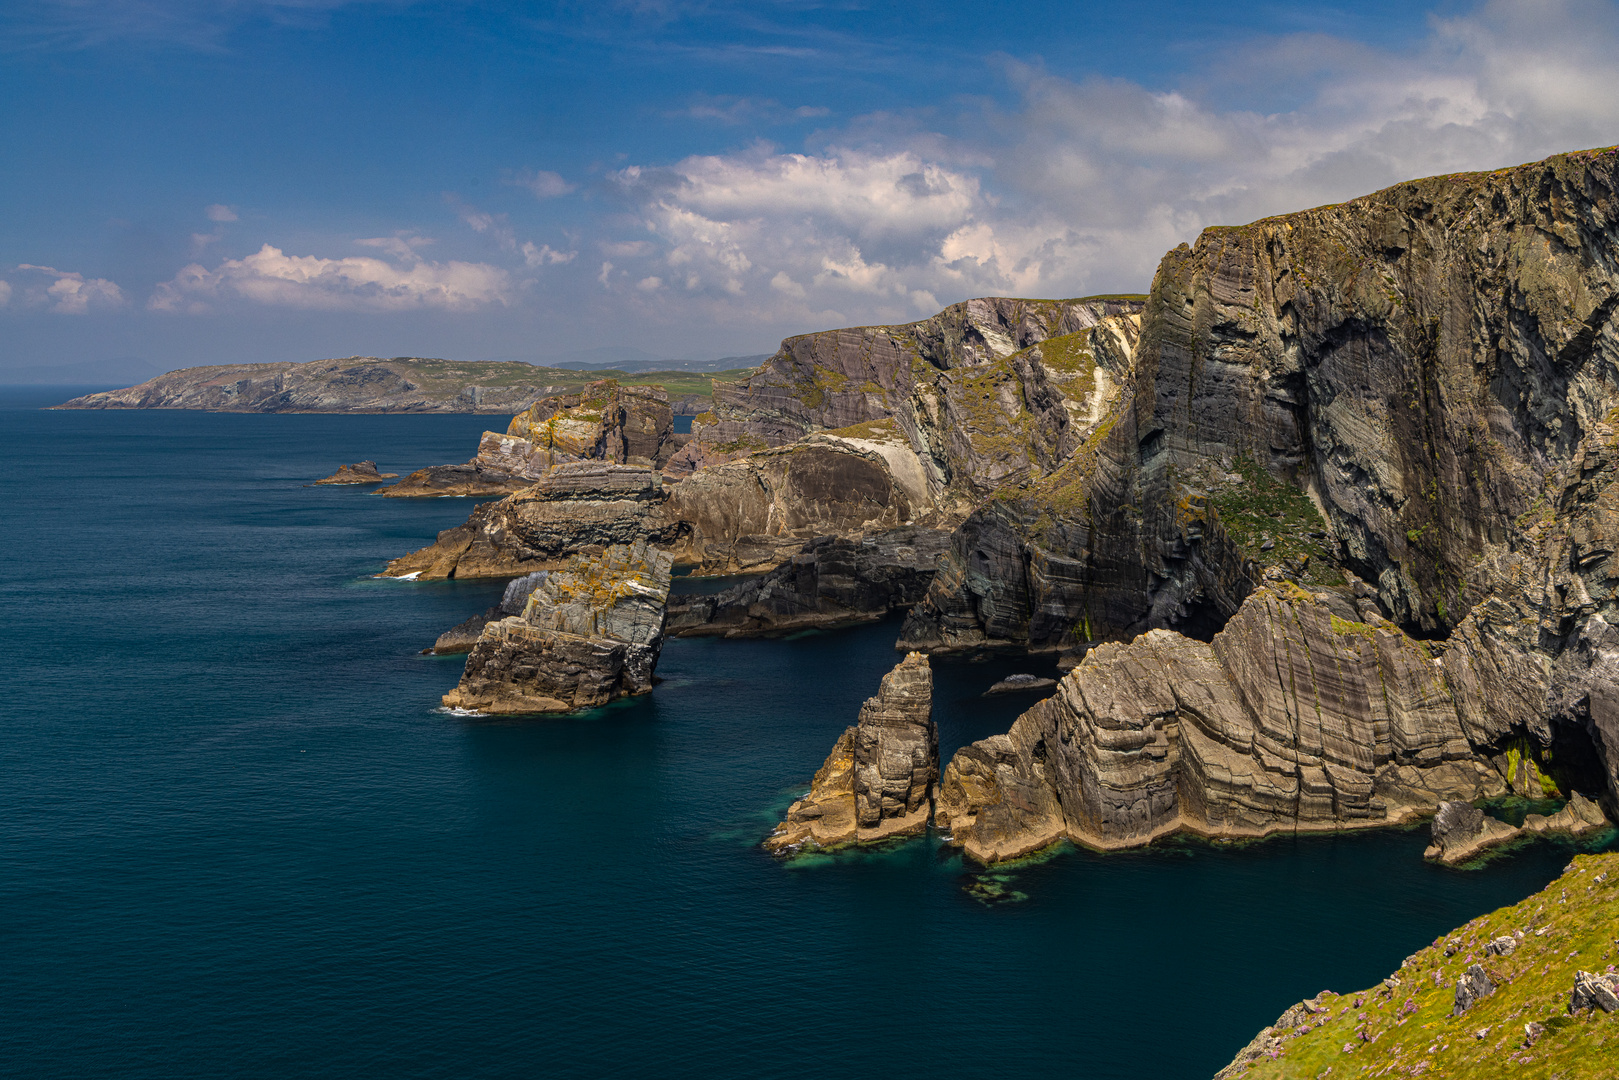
667;528;950;637
935;585;1516;863
383;380;677;497
1424;793;1611;864
764;652;937;851
386;439;940;579
384;463;681;580
314;461;397;485
427;572;549;655
441;540;673;714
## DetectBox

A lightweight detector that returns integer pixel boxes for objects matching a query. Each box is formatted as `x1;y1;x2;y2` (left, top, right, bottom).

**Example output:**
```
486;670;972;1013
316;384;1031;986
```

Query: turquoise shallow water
0;388;1607;1079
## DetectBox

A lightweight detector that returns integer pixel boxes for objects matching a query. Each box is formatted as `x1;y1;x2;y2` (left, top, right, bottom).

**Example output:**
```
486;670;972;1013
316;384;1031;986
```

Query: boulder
1571;970;1619;1013
983;674;1058;696
440;540;673;714
1452;964;1495;1016
765;652;937;851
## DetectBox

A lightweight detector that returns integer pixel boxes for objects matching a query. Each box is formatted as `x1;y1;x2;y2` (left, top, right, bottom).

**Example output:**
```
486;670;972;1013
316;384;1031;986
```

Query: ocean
0;387;1604;1078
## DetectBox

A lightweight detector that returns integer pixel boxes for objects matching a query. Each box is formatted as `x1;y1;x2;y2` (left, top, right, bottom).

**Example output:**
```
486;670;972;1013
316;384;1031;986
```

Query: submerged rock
441;539;674;714
983;674;1057;696
765;652;937;851
314;460;397;484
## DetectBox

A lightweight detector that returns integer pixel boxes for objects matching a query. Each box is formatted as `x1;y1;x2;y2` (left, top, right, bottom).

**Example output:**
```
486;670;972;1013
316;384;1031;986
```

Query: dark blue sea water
0;387;1606;1079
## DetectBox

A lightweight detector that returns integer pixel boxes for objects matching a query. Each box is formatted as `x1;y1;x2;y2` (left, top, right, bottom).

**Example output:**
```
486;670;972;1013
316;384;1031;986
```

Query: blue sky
2;0;1617;374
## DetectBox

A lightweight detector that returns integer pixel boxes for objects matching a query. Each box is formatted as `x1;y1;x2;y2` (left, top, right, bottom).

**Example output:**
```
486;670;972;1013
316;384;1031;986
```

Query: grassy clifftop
1222;851;1619;1079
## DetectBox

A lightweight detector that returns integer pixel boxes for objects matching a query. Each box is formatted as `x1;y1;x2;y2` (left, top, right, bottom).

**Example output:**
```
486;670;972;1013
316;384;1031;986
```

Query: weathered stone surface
765;653;937;851
1570;969;1619;1013
428;607;502;655
1453;964;1496;1016
667;527;949;637
937;585;1509;863
1431;801;1486;852
314;460;397;484
441;540;673;714
383;380;676;498
56;357;566;413
382;463;682;579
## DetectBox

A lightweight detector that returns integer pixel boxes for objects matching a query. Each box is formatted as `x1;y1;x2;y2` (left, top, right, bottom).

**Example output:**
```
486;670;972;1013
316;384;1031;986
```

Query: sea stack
314;460;397;484
764;652;937;852
441;539;673;714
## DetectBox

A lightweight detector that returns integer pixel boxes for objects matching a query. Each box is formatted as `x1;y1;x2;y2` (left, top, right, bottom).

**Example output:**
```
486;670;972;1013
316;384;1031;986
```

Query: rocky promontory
441;539;673;714
764;652;937;851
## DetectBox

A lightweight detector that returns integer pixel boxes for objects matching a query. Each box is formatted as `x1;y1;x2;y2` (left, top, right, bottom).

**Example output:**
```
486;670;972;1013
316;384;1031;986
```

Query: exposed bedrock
426;572;550;655
383;462;682;579
937;584;1533;863
667;527;951;637
441;539;674;714
764;652;938;852
382;380;677;497
385;439;938;579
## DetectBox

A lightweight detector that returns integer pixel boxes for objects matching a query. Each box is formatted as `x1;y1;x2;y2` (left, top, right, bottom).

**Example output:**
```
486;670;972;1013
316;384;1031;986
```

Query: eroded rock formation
441;539;673;714
765;652;937;851
383;380;678;497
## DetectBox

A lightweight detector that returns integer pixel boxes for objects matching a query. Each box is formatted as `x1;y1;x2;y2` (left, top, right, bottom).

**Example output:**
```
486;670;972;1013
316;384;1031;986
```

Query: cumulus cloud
521;241;575;267
149;243;510;313
205;203;238;222
14;264;126;314
576;0;1619;337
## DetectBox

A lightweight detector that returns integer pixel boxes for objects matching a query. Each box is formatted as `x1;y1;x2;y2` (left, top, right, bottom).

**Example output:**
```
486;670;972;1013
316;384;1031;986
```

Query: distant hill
52;356;764;414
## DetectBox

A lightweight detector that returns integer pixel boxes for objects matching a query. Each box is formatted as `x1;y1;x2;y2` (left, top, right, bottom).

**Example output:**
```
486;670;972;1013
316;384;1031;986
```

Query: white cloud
636;275;662;291
578;0;1619;337
205;203;238;222
14;264;125;314
0;280;10;306
521;242;575;267
149;243;510;313
510;170;575;198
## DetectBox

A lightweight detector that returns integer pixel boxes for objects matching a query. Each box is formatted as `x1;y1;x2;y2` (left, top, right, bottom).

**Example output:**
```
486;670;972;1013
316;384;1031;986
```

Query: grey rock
1432;802;1485;850
1571;970;1619;1013
428;606;501;656
500;571;550;615
1453;964;1495;1016
1483;935;1518;957
441;539;674;714
667;527;950;637
983;674;1058;696
765;653;937;851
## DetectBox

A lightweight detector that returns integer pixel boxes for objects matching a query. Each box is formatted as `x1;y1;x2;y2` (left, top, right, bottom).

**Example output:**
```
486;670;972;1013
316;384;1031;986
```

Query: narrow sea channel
0;389;1604;1079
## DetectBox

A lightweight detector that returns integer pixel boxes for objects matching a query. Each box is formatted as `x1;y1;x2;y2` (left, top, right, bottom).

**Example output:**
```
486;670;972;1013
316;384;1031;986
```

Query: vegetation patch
1209;457;1343;586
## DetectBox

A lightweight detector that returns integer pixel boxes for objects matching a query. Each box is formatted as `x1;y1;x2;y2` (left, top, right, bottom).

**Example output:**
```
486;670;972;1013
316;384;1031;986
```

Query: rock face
426;572;550;655
1452;964;1496;1015
667;527;950;637
441;540;673;714
382;380;677;497
384;463;683;579
386;439;943;579
56;357;570;413
1570;969;1619;1013
764;653;937;851
907;148;1619;854
314;461;397;484
935;584;1514;863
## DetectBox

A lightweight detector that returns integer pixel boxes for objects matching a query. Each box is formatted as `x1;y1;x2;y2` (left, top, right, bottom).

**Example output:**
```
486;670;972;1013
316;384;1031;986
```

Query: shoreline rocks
314;461;397;484
440;539;674;714
983;674;1057;696
765;652;937;852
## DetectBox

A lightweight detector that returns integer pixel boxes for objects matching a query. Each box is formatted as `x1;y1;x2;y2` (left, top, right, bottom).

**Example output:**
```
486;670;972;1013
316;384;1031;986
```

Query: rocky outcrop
1424;791;1612;864
764;652;937;851
385;438;943;579
984;674;1057;696
314;461;397;485
441;540;673;714
384;463;683;580
427;572;550;655
667;527;950;637
936;584;1523;863
56;357;571;413
382;380;677;497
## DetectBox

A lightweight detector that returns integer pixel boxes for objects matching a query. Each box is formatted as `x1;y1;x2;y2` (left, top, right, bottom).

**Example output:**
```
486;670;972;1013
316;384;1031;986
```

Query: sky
3;0;1619;374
